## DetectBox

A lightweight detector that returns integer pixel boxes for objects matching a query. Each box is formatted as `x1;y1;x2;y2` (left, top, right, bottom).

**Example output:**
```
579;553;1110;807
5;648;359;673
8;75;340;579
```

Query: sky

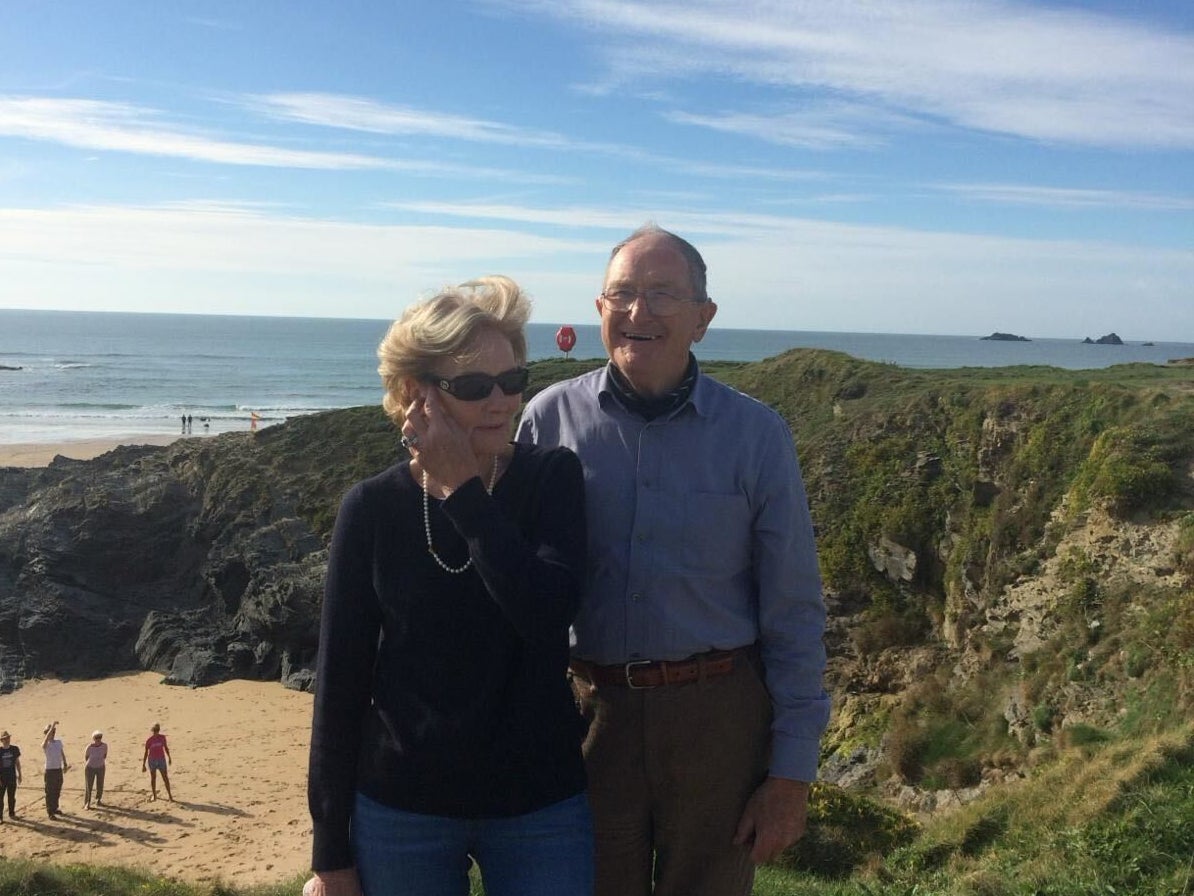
1;0;1192;340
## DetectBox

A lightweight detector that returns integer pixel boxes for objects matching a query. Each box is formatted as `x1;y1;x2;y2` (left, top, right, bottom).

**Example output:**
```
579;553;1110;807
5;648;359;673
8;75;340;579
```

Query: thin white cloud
497;0;1194;149
0;203;595;276
665;104;903;150
0;96;566;182
936;182;1194;212
672;159;827;181
2;92;824;189
382;200;658;232
251;91;829;182
253;92;576;148
380;199;824;238
0;97;392;169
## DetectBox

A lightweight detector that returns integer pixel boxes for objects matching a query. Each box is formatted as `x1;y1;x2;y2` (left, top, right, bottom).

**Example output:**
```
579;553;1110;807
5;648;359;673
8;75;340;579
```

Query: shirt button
636;533;647;543
631;592;642;602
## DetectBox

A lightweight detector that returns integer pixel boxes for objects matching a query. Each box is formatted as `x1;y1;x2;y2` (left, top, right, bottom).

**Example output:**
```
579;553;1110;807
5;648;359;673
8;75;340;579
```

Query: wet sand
0;435;185;468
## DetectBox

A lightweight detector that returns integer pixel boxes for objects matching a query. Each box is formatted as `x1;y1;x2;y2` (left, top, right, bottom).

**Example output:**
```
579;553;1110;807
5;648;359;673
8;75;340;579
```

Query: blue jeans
351;791;594;896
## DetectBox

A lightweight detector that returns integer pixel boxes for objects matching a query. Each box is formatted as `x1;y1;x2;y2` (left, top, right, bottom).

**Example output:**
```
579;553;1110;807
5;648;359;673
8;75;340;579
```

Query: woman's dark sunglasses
426;367;529;401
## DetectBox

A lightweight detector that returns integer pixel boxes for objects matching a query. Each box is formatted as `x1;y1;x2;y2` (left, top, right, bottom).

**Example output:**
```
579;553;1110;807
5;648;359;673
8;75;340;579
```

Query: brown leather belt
569;647;748;690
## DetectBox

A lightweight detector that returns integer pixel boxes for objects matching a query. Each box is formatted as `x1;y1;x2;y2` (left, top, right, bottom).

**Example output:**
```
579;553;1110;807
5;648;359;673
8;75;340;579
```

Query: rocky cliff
2;354;1192;805
729;351;1194;797
0;406;398;694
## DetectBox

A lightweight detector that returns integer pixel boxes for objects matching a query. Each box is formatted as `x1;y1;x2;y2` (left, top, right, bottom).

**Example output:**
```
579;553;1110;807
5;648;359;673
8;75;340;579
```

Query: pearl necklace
422;455;500;574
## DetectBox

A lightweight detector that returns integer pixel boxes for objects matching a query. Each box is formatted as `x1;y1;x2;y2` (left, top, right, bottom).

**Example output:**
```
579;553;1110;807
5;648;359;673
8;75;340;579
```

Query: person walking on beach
141;723;173;801
305;276;592;896
517;224;829;896
83;730;108;808
0;730;21;820
42;721;69;818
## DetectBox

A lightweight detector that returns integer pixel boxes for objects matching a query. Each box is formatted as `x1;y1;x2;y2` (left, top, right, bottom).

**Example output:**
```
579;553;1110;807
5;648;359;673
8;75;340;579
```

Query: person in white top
83;730;108;809
41;721;69;818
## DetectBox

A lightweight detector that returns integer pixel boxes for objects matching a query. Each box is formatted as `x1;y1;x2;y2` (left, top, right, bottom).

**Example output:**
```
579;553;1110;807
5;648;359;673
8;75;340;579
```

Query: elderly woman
305;276;592;896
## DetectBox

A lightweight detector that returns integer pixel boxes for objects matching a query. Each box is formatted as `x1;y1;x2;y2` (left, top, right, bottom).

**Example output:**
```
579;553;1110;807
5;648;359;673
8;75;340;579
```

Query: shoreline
0;434;196;468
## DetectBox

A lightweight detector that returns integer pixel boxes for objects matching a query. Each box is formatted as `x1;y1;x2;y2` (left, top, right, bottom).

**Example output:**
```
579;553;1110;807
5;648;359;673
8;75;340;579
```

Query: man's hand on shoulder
732;776;811;865
302;868;362;896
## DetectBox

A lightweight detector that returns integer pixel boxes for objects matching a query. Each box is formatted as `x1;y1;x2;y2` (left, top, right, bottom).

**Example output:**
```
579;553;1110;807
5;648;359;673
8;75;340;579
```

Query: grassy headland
4;350;1192;895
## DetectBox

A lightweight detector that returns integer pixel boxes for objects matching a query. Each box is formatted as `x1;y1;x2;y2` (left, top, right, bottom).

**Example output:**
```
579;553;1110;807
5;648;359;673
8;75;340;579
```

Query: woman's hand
302;868;363;896
402;390;480;493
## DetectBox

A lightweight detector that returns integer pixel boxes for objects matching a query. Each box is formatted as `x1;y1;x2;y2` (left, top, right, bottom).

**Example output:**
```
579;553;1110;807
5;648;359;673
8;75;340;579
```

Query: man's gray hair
607;224;709;302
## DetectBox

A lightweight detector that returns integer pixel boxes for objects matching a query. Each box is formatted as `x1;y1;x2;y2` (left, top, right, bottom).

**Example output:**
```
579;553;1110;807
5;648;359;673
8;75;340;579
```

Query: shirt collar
600;354;701;421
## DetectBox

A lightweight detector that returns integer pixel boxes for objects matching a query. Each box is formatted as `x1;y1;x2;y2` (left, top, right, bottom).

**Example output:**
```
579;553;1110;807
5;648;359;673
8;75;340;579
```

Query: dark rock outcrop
0;406;398;693
1082;333;1124;345
980;332;1030;342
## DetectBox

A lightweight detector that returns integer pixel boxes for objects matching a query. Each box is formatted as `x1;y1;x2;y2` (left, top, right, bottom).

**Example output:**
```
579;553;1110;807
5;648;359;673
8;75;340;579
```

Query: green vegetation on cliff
5;350;1191;895
267;350;1194;894
719;351;1194;895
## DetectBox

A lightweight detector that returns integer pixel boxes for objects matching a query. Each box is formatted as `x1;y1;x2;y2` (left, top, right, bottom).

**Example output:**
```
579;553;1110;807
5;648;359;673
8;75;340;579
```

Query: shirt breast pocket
682;491;752;576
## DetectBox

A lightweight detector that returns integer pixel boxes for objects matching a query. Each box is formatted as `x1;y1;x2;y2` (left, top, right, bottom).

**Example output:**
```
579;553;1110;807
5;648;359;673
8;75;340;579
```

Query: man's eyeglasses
599;288;702;317
426;367;529;401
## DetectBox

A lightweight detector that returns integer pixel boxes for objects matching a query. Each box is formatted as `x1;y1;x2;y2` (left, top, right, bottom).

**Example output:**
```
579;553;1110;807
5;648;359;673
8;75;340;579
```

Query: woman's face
426;328;522;458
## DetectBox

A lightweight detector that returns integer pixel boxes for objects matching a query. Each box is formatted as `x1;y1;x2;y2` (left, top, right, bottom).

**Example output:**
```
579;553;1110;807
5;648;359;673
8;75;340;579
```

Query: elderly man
517;224;829;896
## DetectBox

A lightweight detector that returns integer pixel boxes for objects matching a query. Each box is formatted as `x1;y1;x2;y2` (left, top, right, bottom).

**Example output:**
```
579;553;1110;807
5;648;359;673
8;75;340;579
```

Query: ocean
2;309;1192;446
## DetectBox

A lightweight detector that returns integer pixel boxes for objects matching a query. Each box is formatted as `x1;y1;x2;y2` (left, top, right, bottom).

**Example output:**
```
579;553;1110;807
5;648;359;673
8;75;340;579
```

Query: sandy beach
0;435;316;885
0;435;187;468
0;673;314;886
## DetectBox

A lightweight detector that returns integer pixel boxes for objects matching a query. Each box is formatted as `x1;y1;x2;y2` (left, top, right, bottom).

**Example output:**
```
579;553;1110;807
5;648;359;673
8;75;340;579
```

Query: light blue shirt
517;365;829;781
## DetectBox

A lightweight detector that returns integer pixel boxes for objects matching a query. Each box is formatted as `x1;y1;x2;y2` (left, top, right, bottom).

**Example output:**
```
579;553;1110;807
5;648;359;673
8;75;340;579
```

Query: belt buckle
625;660;656;689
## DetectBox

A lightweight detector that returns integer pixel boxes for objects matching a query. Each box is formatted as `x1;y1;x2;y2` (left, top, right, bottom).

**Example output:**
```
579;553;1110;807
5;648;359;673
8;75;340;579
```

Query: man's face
597;234;717;397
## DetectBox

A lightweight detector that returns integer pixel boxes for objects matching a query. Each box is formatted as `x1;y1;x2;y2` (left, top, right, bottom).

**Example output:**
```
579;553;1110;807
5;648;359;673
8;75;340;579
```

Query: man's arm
13;755;20;782
736;413;829;862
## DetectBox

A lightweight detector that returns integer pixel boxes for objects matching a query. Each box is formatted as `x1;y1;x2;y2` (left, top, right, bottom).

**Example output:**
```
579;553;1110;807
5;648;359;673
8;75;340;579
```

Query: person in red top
141;723;173;801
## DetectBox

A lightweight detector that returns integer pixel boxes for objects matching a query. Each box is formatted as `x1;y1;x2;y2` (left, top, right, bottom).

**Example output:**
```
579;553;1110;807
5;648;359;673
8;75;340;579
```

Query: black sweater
307;444;588;871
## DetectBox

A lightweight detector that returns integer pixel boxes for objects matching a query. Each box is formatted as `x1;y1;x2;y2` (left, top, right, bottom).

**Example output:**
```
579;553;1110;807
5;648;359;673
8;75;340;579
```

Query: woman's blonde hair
378;275;531;427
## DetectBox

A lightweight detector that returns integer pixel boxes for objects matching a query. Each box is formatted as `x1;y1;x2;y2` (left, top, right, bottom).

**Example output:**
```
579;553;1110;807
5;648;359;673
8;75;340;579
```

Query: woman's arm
303;868;363;896
308;483;383;873
442;448;587;643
